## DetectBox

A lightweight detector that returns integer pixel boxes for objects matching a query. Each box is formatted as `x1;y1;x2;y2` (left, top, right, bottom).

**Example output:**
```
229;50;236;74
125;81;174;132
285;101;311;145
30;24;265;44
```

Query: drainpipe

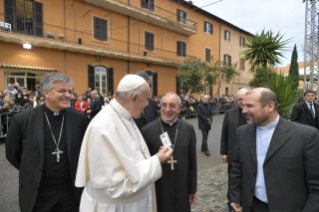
219;22;224;96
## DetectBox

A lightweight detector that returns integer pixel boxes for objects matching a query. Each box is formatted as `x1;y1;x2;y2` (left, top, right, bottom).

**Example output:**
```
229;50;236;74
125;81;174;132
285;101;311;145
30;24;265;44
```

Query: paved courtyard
0;114;229;212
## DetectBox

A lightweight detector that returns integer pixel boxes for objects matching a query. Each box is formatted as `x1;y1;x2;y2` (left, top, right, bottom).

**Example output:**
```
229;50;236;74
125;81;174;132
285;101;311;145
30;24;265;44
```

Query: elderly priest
141;92;197;212
75;74;173;212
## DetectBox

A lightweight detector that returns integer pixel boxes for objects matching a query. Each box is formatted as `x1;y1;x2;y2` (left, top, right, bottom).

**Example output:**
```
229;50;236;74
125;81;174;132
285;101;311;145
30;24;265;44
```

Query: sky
192;0;305;67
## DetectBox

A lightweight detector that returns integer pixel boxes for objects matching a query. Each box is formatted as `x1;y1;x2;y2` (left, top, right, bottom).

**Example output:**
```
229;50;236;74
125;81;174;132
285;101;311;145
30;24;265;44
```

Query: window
204;21;213;34
94;17;107;41
225;30;230;41
145;32;154;51
177;9;187;24
177;41;186;57
224;54;231;66
225;87;229;96
141;0;154;11
205;48;211;62
240;60;245;70
240;37;245;47
88;65;114;95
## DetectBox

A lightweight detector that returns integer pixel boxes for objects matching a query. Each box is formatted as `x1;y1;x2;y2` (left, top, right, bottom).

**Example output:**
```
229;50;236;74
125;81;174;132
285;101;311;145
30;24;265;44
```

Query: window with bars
240;37;245;47
177;9;187;24
177;41;186;57
205;48;211;62
204;21;213;34
225;30;230;41
141;0;154;11
145;31;154;51
224;54;231;66
94;17;107;41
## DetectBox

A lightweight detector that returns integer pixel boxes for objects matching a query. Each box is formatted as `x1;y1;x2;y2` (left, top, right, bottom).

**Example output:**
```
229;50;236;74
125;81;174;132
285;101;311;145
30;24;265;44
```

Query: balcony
84;0;197;36
0;14;195;67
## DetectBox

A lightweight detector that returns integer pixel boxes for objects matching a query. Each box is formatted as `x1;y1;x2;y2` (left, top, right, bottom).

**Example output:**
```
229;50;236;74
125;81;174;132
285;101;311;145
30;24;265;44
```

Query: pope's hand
156;147;173;164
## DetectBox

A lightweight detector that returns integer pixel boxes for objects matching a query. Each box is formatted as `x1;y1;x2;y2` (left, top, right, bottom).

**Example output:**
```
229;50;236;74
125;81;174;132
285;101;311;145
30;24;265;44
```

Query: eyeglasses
160;103;178;110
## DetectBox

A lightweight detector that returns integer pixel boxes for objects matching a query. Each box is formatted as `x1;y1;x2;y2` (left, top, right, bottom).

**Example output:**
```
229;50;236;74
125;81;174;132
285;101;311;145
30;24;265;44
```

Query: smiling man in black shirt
6;74;88;212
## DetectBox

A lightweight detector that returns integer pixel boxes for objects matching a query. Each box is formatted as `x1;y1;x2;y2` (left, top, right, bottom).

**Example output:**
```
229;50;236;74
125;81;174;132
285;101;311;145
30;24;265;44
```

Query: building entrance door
95;66;107;95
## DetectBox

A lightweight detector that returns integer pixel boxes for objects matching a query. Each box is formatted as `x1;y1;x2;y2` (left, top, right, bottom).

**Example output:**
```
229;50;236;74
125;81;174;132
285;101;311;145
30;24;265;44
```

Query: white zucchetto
117;74;146;92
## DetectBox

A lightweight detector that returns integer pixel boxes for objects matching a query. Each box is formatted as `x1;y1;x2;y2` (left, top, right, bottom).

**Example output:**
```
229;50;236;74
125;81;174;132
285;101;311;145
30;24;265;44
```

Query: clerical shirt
75;99;162;212
254;115;279;203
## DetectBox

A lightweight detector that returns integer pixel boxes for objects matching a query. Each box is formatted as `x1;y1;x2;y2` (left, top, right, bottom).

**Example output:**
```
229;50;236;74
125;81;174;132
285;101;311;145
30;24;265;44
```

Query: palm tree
241;29;291;87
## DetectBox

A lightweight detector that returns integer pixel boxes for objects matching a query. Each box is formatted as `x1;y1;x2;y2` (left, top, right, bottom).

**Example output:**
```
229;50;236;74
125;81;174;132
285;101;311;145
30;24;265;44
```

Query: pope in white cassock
75;74;173;212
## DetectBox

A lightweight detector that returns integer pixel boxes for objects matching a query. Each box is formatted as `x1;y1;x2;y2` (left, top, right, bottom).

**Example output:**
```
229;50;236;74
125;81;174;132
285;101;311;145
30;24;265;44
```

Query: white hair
236;88;250;98
161;93;182;106
116;83;146;101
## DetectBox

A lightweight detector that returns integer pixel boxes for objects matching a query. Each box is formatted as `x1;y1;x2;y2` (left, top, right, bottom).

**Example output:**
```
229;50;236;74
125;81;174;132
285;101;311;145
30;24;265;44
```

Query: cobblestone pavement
0;115;228;212
191;164;229;212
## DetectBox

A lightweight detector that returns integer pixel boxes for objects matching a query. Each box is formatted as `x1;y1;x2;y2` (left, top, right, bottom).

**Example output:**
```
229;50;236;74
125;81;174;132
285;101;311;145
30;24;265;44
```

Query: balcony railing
0;13;195;64
98;0;197;31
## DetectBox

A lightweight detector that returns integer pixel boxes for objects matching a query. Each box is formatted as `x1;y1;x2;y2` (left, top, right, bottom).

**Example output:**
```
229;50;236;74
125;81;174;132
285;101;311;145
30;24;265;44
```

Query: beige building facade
219;24;252;96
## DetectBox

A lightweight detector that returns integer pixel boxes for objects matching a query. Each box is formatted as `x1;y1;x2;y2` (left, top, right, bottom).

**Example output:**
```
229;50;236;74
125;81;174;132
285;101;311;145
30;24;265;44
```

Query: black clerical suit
291;100;319;129
134;97;157;130
6;105;88;212
230;117;319;212
90;97;102;120
141;119;197;212
220;107;246;211
197;102;213;151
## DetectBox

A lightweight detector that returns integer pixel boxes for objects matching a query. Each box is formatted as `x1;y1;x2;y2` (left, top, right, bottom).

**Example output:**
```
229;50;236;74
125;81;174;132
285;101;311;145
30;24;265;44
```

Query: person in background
29;92;37;108
75;95;88;114
22;88;29;99
37;96;45;106
34;91;39;98
85;87;92;98
4;83;18;98
14;83;22;93
87;90;102;120
70;94;76;109
86;98;92;122
5;91;12;99
72;87;78;99
17;98;33;112
103;93;110;106
0;91;5;107
35;84;42;97
14;92;24;106
0;98;18;135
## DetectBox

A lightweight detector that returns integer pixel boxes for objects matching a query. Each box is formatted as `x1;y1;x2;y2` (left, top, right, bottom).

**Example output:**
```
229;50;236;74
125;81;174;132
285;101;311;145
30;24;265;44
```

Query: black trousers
227;163;234;211
201;129;209;151
251;196;269;212
32;184;79;212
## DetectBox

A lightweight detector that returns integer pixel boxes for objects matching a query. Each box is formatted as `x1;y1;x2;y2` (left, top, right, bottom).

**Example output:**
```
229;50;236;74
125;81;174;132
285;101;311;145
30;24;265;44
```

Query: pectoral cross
167;156;177;170
52;149;63;162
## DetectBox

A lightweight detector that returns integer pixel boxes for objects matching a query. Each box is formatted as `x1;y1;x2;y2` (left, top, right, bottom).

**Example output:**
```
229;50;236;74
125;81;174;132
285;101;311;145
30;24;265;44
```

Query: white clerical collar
161;117;177;126
257;115;279;131
110;99;132;120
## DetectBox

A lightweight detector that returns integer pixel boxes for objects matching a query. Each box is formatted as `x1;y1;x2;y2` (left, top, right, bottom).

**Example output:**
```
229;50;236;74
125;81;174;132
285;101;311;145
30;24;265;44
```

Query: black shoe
204;150;210;156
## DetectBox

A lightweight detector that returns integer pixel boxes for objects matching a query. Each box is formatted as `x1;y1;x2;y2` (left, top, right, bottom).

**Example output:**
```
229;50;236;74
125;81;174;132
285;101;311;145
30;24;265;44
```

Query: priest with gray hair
75;74;173;212
6;73;88;212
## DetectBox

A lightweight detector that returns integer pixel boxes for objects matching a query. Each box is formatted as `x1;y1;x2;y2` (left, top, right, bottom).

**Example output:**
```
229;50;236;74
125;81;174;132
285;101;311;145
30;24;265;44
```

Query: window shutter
224;54;226;63
229;56;232;65
150;0;154;11
94;17;100;40
153;72;158;97
34;1;43;37
204;21;207;32
101;19;107;41
243;38;245;47
183;11;187;23
210;23;213;34
182;42;186;57
206;49;211;62
141;0;146;8
225;31;227;40
177;41;181;56
88;65;95;90
107;68;114;95
145;32;149;50
150;33;154;50
177;9;181;22
4;0;15;31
